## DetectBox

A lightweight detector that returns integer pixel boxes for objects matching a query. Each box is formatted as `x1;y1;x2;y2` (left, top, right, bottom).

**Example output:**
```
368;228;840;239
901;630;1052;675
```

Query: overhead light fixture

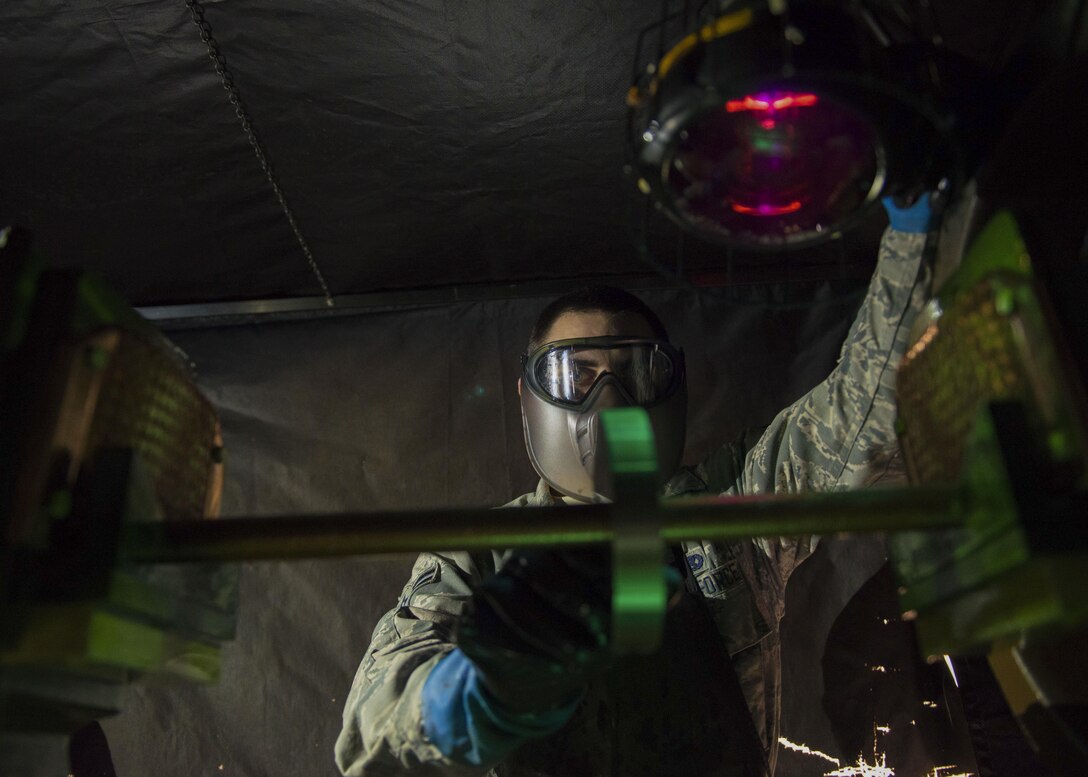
627;2;954;250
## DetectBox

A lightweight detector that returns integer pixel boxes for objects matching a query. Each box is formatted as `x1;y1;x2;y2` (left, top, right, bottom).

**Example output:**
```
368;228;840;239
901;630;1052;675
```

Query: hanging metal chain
185;0;334;307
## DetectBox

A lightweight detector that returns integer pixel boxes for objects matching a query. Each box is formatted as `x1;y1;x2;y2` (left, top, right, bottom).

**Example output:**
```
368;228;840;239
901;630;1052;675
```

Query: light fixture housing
628;4;953;250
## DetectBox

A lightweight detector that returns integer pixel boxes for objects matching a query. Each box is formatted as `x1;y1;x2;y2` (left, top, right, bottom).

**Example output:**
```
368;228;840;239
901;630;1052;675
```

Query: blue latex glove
881;193;935;233
454;548;613;713
421;548;684;766
421;648;579;767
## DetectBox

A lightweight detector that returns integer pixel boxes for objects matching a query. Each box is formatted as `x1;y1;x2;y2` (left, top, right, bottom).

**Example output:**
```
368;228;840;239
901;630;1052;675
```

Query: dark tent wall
151;281;872;516
96;280;904;777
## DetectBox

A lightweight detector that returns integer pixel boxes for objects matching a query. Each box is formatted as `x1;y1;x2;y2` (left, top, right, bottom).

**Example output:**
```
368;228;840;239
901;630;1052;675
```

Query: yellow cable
630;9;755;106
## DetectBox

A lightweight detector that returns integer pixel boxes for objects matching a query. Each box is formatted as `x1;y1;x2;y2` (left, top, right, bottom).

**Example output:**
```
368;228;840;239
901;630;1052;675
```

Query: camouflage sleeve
732;227;931;576
335;550;501;777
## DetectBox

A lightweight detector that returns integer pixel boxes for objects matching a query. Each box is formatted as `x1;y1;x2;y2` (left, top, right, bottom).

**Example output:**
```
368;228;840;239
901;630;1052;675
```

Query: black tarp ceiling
0;0;1069;307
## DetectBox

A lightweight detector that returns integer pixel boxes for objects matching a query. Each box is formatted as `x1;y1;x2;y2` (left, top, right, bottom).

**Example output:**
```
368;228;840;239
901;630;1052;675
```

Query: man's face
519;307;687;500
527;310;659;403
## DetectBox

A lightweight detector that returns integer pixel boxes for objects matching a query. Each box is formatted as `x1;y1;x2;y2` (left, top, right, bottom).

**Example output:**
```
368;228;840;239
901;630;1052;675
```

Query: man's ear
517;377;522;397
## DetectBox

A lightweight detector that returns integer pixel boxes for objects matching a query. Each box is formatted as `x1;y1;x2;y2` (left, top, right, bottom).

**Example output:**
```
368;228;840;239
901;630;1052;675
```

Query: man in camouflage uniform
335;212;933;776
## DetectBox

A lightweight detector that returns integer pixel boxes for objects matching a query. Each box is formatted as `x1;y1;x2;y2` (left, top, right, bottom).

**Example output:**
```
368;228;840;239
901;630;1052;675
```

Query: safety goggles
522;337;685;407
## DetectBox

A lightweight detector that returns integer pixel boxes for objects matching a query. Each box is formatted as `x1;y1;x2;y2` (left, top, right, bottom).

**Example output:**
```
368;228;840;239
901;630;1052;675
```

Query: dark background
1;0;1067;306
3;0;1085;774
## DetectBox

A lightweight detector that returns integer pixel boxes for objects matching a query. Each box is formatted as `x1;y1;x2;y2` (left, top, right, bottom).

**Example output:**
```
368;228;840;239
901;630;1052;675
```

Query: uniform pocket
701;585;770;655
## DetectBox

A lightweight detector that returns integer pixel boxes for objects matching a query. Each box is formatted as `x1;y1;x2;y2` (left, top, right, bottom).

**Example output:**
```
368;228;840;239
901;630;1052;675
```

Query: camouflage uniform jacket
336;228;930;776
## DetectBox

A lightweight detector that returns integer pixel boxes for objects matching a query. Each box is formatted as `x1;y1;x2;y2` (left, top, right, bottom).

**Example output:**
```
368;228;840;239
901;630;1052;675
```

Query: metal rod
137;270;875;329
120;486;959;563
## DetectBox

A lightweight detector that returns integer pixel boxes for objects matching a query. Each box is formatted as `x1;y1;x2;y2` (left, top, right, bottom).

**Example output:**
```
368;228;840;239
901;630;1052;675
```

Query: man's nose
591;377;631;408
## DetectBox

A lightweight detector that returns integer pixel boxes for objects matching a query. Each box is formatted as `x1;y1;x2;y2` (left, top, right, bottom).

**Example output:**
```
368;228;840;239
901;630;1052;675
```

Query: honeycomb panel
85;332;218;522
897;276;1031;485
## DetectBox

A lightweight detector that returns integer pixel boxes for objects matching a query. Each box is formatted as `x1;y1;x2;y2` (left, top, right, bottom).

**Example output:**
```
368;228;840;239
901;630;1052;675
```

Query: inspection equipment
626;1;953;249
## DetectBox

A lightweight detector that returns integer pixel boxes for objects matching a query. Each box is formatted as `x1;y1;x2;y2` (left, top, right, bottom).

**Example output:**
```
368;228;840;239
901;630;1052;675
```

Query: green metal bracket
597;407;666;655
936;209;1034;306
893;208;1088;658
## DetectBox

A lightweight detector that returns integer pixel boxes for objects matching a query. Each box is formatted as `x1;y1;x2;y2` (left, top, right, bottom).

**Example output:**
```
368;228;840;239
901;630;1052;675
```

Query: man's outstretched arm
335;551;499;777
733;205;935;579
738;224;931;498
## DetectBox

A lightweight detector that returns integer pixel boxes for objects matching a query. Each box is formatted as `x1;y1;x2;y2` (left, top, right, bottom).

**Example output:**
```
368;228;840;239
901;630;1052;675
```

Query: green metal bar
120;486;960;564
600;408;667;654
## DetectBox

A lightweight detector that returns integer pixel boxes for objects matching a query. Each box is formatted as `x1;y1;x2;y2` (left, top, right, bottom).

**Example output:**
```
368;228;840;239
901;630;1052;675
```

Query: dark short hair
527;286;669;352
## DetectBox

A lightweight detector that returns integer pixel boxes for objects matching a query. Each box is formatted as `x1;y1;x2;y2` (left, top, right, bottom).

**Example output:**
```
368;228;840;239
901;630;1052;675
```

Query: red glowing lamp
725;92;819;113
730;201;803;216
627;4;950;248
